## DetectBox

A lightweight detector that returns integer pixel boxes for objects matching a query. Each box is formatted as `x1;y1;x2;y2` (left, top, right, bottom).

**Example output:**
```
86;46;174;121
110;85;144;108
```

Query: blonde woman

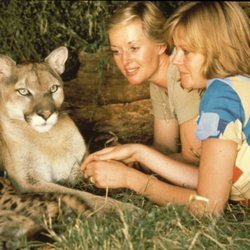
107;1;201;163
81;2;250;215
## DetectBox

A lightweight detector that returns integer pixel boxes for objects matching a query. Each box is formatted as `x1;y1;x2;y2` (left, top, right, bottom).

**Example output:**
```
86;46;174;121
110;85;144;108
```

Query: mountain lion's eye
17;88;31;96
50;85;59;93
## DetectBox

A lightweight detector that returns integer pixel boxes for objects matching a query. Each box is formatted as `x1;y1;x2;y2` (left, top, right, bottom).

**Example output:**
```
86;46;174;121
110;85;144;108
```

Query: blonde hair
107;1;169;52
165;2;250;79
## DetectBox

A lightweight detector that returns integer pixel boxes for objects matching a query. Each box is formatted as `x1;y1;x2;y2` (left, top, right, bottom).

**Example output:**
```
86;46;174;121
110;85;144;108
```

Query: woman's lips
125;67;139;76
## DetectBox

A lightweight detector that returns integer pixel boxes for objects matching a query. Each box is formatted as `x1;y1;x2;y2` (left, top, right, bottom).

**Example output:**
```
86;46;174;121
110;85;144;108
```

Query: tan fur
0;47;130;217
0;176;89;248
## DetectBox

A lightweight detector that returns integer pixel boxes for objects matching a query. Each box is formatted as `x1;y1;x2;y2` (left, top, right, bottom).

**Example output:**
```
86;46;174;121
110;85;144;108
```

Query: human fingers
83;160;130;189
83;161;109;188
94;144;133;161
80;147;116;171
88;176;94;184
83;161;96;178
93;146;116;155
80;154;96;171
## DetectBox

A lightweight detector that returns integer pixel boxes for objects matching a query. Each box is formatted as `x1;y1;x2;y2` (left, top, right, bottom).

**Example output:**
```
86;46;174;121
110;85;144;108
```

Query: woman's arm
125;168;197;205
154;116;201;166
135;139;237;214
82;138;237;214
153;117;180;154
196;138;237;214
179;117;201;164
83;158;196;205
82;144;199;189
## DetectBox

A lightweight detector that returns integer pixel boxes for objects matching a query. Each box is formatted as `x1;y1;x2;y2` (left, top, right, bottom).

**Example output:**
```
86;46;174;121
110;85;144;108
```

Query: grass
23;189;250;250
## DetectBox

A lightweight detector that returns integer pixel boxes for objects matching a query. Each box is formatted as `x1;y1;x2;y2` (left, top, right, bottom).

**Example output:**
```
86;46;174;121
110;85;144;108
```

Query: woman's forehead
108;20;149;45
173;29;186;47
109;19;143;36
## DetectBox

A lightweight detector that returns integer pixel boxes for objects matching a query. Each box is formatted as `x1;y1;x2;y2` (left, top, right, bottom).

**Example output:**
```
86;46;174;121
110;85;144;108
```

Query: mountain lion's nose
37;110;52;120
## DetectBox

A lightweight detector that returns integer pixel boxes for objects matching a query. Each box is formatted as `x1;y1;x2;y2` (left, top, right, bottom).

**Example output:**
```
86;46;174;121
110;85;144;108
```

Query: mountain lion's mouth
33;123;55;133
29;113;58;133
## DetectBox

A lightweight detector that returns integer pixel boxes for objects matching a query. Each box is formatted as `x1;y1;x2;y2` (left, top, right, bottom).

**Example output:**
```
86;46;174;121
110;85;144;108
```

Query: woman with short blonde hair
165;2;250;79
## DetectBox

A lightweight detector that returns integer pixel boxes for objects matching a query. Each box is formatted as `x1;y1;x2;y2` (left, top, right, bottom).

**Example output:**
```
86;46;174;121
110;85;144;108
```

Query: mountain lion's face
2;62;64;133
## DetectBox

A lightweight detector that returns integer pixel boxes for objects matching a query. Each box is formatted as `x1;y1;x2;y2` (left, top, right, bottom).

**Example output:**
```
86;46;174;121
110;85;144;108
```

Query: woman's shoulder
207;75;250;90
200;77;243;113
203;75;250;111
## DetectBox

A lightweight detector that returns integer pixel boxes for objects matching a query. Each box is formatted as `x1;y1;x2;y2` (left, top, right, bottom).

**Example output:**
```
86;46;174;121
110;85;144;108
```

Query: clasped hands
80;144;138;189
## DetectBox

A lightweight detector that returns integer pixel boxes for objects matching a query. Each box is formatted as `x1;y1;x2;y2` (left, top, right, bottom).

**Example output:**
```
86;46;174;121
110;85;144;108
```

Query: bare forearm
133;144;199;189
125;168;195;205
168;153;199;165
153;118;180;154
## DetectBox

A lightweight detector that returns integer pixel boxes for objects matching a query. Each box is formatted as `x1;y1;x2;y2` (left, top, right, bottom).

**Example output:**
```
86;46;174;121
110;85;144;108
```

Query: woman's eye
131;46;140;52
183;49;190;55
50;85;59;93
111;50;120;56
17;88;31;96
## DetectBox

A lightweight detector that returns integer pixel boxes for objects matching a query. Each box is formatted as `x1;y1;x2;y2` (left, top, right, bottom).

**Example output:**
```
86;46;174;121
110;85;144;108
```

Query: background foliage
0;0;184;80
1;2;249;249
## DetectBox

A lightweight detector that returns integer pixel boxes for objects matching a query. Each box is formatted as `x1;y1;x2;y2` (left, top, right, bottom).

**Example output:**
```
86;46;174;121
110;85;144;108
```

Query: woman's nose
122;51;132;64
172;51;183;65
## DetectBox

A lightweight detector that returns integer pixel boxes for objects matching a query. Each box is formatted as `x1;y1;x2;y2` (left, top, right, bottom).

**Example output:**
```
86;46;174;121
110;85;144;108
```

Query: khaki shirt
150;63;201;124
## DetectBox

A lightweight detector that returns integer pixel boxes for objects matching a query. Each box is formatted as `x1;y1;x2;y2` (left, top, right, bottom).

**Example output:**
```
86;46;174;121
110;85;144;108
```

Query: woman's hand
83;159;134;189
81;144;141;172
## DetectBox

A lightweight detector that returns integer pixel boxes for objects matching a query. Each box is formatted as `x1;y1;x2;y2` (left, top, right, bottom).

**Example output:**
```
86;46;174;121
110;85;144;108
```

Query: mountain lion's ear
45;46;68;75
0;55;16;79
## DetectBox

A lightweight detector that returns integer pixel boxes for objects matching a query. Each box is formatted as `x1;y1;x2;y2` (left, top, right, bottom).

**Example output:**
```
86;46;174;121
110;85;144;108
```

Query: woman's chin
127;79;143;85
180;80;194;90
181;84;193;91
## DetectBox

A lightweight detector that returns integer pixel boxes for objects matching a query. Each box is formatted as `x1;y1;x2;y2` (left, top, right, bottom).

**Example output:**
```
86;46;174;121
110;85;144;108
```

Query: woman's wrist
125;167;151;193
133;144;158;168
132;143;150;163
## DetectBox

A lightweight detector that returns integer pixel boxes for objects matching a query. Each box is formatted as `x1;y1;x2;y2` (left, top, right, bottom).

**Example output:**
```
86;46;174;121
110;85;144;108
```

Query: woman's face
172;38;207;90
108;20;166;85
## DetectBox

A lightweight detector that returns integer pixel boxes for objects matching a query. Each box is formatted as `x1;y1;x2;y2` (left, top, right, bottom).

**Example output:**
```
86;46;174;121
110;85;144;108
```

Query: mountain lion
0;47;131;227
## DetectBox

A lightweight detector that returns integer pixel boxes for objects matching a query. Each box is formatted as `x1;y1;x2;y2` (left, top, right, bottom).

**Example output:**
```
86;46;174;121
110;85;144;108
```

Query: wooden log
63;50;153;151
